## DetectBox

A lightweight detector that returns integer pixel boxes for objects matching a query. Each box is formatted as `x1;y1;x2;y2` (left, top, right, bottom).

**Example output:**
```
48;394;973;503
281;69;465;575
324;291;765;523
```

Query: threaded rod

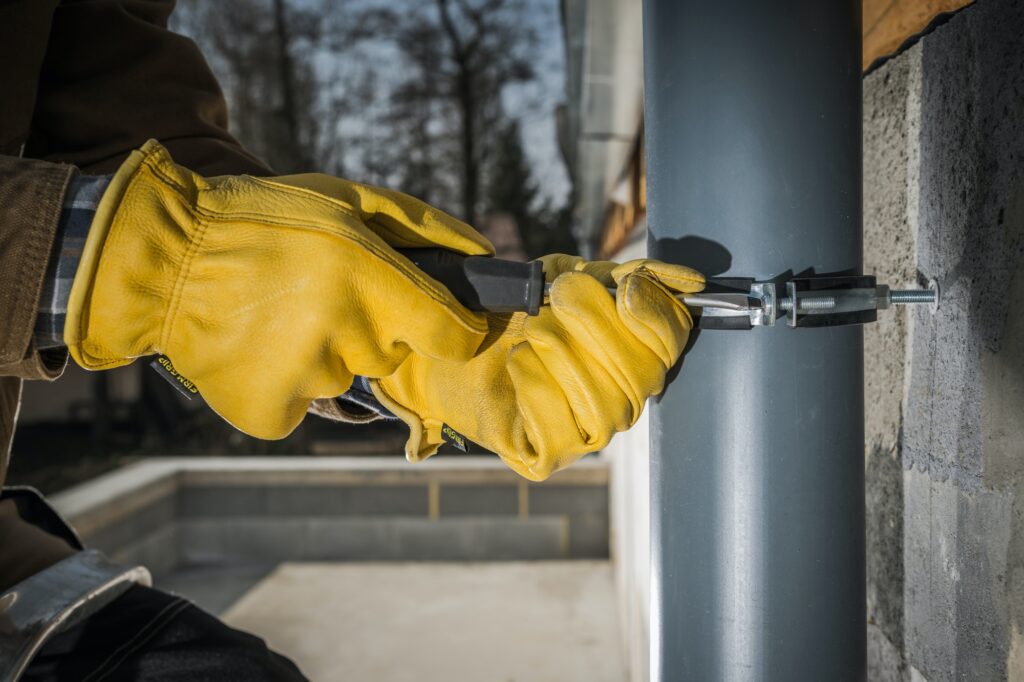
889;289;936;304
778;296;837;312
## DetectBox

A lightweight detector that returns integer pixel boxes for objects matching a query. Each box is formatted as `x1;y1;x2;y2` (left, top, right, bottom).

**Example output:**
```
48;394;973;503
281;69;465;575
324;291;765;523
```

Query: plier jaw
692;279;778;330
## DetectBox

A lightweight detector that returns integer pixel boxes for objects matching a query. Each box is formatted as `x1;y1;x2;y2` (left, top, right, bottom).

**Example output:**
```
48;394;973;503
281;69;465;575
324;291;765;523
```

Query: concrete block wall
864;1;1024;679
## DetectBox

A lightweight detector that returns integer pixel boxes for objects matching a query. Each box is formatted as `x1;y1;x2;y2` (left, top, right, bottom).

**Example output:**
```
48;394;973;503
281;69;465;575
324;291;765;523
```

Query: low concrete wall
52;457;610;577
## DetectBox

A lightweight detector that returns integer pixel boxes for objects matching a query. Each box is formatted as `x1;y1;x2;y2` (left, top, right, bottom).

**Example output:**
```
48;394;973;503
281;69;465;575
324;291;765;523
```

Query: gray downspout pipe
643;1;865;680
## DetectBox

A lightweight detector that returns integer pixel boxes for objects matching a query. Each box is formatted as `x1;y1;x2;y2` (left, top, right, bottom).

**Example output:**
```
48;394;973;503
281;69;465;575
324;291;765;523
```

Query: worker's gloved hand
65;140;494;439
370;254;704;481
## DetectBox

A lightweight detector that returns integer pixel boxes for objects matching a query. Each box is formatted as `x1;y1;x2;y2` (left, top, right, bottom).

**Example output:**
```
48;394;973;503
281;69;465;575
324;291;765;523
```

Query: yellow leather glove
370;254;704;481
65;140;494;439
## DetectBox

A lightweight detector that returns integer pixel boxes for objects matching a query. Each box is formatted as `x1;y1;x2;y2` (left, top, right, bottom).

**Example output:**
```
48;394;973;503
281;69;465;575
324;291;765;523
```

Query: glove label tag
150;355;200;400
441;423;469;452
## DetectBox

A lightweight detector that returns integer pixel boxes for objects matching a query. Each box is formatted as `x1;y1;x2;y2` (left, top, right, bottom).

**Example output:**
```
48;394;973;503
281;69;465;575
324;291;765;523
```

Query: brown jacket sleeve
0;155;74;380
3;0;271;380
25;0;271;177
0;156;73;483
2;1;275;463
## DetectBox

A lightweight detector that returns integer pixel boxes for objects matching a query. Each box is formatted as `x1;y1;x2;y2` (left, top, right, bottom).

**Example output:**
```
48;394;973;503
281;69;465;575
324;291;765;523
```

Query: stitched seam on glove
648;273;694;327
144;161;213;353
180;207;488;335
237;177;486;257
195;175;489;331
244;175;363;214
629;271;694;326
612;260;705;290
506;357;581;481
642;270;703;289
245;176;477;251
244;177;491;255
618;297;673;370
244;174;493;252
160;213;211;353
618;273;693;367
145;155;192;196
518;334;598;446
70;159;188;369
550;278;646;422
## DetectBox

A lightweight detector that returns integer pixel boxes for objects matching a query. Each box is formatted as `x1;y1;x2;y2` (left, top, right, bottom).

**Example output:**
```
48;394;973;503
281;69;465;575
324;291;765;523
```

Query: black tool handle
397;248;545;315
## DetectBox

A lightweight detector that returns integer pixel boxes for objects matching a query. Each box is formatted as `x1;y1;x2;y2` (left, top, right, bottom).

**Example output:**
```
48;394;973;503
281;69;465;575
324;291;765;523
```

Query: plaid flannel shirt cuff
337;376;395;420
34;174;111;350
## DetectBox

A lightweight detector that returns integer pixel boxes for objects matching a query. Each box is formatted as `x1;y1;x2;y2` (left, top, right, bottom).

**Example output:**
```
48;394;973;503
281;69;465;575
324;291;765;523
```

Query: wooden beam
863;0;973;70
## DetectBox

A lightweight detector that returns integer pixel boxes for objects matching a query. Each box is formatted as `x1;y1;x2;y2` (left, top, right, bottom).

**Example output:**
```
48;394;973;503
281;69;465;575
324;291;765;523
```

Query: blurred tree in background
172;0;339;174
342;0;536;225
487;120;577;257
172;0;574;258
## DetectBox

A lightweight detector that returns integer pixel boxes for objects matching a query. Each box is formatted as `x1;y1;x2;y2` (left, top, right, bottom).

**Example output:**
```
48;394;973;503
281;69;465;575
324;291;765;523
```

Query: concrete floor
222;561;625;682
159;563;278;614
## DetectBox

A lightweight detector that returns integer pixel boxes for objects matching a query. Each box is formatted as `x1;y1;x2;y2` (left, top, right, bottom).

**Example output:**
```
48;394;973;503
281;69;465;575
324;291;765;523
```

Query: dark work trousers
22;585;308;681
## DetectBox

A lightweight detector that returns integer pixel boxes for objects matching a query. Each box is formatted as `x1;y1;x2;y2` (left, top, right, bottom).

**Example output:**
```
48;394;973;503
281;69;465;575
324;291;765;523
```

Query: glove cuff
368;379;444;463
65;140;196;370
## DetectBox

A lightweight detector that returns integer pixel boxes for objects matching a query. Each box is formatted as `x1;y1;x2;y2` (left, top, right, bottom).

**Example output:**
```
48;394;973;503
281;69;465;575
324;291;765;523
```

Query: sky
175;0;572;210
503;0;572;208
327;0;571;209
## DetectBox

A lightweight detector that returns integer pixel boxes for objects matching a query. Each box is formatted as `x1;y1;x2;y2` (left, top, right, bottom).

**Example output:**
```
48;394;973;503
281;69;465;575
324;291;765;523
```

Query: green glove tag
441;423;469;452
